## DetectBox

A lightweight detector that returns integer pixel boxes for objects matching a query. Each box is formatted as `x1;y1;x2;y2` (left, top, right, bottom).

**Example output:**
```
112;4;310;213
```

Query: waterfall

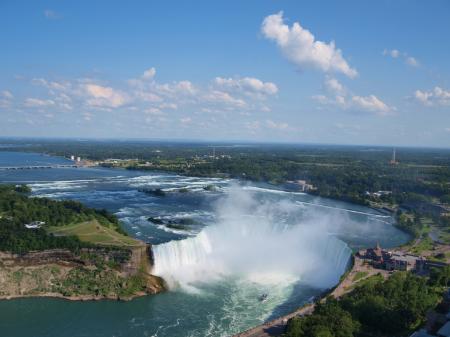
153;225;351;289
153;185;352;289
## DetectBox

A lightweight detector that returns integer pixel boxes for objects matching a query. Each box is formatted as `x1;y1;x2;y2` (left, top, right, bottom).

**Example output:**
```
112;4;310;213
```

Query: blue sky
1;0;449;147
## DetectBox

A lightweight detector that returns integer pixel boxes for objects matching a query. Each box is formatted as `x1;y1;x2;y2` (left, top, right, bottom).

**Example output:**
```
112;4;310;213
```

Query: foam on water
153;185;351;291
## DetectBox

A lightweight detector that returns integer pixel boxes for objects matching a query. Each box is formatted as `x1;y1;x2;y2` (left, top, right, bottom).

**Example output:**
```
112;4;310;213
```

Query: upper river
0;152;410;337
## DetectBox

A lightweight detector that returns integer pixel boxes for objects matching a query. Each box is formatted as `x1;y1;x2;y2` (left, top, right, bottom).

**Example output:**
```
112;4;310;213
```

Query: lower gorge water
0;152;410;337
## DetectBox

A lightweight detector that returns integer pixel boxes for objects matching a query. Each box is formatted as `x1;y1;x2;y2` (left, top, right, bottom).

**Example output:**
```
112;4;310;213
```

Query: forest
284;270;450;337
0;184;125;253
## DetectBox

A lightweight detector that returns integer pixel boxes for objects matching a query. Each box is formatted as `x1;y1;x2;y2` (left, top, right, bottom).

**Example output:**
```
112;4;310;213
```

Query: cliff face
0;245;165;300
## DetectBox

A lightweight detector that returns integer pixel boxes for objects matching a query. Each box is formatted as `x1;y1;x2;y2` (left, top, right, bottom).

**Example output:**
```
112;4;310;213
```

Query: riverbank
0;245;166;302
232;253;396;337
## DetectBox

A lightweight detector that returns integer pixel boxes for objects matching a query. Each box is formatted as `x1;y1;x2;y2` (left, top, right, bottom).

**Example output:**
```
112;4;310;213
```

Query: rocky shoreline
0;245;166;302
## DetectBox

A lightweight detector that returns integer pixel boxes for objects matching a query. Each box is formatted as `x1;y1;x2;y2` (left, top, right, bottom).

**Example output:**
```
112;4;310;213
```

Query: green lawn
352;271;368;282
48;220;142;247
410;236;434;254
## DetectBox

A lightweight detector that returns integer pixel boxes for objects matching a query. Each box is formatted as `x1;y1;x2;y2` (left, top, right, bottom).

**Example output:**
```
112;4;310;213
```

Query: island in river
0;184;165;300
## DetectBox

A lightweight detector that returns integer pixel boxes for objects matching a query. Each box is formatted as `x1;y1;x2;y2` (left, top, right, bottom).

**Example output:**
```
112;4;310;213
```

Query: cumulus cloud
383;49;419;67
25;69;279;126
351;95;391;115
24;98;56;108
262;12;357;78
406;56;419;67
214;77;278;96
324;77;345;95
0;90;14;108
83;84;128;108
314;78;393;116
142;67;156;80
204;90;247;108
414;87;450;106
383;49;400;58
1;90;13;99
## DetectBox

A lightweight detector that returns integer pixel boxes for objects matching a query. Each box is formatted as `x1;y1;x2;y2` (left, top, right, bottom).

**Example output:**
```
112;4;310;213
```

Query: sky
0;0;449;147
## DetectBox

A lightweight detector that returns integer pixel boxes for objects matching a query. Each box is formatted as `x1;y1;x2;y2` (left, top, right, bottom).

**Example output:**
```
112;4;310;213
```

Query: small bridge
0;164;78;170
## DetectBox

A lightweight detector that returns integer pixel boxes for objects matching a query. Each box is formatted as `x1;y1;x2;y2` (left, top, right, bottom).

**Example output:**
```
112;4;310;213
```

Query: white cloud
82;112;93;121
142;67;156;80
265;119;289;130
214;77;278;96
262;12;357;78
204;90;247;108
44;10;61;20
383;49;419;67
324;77;345;95
159;103;178;110
314;79;393;115
406;56;419;67
414;87;450;106
383;49;400;58
145;108;164;115
24;98;55;108
1;90;13;99
180;117;192;124
83;84;128;108
25;69;278;120
351;95;391;115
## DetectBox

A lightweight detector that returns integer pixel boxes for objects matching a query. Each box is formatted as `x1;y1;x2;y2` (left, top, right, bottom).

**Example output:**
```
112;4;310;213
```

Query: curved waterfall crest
152;185;352;289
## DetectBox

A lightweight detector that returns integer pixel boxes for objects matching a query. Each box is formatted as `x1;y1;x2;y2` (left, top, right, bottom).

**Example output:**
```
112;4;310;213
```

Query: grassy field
48;220;143;247
352;271;368;282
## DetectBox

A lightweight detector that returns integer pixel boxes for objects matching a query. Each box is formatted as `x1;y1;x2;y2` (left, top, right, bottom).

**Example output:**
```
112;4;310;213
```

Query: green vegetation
2;140;450;249
285;272;442;337
410;236;434;255
352;271;368;282
0;184;123;230
48;220;142;247
56;265;147;298
0;218;87;254
0;184;129;253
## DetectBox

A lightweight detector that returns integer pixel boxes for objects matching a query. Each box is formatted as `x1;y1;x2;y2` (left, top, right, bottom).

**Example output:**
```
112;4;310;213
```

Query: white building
24;221;46;229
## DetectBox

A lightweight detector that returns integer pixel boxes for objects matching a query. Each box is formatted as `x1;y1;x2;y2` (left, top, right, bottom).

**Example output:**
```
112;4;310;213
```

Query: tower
390;148;398;165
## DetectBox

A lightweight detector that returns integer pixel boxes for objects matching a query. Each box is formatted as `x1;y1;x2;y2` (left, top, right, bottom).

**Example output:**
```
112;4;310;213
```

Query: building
285;180;316;192
366;190;392;198
70;155;75;161
359;243;423;271
390;147;399;165
385;253;420;271
24;221;45;229
76;156;81;162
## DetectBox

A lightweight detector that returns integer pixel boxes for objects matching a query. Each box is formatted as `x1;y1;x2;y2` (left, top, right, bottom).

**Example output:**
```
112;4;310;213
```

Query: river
0;151;410;337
